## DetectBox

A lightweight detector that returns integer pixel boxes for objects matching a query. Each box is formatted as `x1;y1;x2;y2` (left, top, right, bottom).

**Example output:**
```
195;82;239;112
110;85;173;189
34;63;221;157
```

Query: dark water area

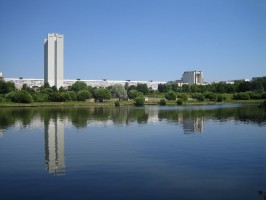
0;104;266;200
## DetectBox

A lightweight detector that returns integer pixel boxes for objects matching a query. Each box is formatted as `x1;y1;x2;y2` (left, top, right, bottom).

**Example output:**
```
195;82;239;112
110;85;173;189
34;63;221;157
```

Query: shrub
176;93;188;101
205;92;216;101
159;99;166;105
192;93;205;101
128;89;142;99
66;91;77;101
165;91;176;100
11;90;33;103
216;94;225;102
93;88;111;102
114;101;120;107
5;92;16;102
48;92;63;102
61;92;71;102
246;91;262;99
32;93;49;102
134;96;145;106
78;90;92;101
177;99;183;105
233;92;250;100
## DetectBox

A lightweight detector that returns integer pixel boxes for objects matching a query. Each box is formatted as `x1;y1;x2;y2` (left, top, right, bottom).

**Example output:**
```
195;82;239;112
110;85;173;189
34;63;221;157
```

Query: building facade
44;33;64;88
182;71;203;84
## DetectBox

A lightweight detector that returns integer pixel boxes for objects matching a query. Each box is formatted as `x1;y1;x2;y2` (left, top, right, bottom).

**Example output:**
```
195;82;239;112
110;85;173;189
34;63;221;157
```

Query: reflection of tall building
44;118;65;175
182;117;204;134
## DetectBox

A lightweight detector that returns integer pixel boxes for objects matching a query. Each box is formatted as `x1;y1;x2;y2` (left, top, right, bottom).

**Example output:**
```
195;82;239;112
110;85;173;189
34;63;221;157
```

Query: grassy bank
0;99;264;107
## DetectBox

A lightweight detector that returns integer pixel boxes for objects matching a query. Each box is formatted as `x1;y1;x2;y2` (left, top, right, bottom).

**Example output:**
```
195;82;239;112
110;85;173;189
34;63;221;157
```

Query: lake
0;104;266;200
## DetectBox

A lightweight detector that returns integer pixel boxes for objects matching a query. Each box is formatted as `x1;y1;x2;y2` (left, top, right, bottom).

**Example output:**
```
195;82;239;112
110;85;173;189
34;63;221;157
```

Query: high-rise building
44;33;64;88
182;70;203;84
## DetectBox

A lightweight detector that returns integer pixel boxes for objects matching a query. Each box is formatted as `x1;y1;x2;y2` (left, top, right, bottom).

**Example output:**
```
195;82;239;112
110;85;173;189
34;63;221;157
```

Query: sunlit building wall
44;33;64;88
182;71;203;84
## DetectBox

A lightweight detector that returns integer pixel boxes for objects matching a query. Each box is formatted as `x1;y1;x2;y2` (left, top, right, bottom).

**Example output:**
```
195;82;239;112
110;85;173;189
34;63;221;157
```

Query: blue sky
0;0;265;82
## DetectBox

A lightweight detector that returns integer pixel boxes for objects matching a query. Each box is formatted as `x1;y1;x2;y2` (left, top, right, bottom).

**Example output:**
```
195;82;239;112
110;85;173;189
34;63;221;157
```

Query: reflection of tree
0;108;36;129
127;108;149;124
0;105;266;134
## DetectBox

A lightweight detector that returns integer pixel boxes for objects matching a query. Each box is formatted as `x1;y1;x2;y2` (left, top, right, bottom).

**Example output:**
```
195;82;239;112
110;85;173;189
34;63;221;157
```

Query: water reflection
44;117;65;176
0;105;265;134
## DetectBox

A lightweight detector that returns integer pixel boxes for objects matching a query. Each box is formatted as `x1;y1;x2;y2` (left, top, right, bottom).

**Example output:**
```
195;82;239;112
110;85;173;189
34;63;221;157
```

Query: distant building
182;71;203;85
44;33;64;88
0;72;3;80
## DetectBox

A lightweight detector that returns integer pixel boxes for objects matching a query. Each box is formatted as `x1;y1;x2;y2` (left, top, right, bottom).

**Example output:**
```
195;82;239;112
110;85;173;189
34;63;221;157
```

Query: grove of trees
1;77;266;104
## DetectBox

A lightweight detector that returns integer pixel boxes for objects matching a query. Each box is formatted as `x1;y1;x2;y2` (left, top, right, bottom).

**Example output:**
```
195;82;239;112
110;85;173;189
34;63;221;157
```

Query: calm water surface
0;104;266;200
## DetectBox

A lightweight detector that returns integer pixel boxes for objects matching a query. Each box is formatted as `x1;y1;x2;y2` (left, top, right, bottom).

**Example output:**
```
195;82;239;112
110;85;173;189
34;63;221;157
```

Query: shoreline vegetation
1;78;266;108
0;99;264;108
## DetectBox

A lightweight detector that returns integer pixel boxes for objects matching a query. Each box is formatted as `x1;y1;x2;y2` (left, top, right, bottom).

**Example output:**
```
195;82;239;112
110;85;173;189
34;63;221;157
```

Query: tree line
0;77;266;104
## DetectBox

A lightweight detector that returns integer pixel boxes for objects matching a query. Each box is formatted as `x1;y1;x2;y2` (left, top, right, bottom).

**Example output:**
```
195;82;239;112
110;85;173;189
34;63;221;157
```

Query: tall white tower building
44;33;64;88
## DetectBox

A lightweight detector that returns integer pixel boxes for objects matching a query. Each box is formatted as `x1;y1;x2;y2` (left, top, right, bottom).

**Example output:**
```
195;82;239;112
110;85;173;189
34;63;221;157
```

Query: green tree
176;93;188;101
93;88;111;102
165;91;176;100
134;96;145;106
67;91;77;101
128;89;142;99
0;80;15;94
136;83;149;95
192;93;205;101
61;92;72;102
158;84;171;93
70;81;88;92
77;90;92;101
110;84;127;100
11;90;33;103
205;92;216;101
181;84;191;93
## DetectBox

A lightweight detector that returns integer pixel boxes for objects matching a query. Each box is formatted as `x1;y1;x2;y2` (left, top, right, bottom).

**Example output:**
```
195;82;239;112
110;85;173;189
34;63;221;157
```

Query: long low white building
4;78;166;90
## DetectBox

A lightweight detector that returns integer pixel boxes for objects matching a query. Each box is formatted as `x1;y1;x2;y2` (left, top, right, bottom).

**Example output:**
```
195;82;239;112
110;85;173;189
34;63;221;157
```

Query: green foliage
114;101;120;107
128;89;143;99
67;91;77;101
165;91;176;100
216;94;226;102
158;84;171;93
176;99;183;105
0;80;16;94
48;92;63;102
42;88;53;94
71;81;88;92
61;92;72;102
127;85;137;93
192;93;205;101
93;88;111;102
111;84;127;99
176;93;188;101
32;93;49;102
77;90;92;101
5;92;16;102
246;91;262;99
205;92;216;101
181;84;191;93
11;90;33;103
159;99;166;105
233;92;250;100
134;96;145;106
136;83;149;95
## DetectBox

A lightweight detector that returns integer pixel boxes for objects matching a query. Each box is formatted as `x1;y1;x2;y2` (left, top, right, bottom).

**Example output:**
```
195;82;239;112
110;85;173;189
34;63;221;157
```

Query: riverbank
0;99;264;107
